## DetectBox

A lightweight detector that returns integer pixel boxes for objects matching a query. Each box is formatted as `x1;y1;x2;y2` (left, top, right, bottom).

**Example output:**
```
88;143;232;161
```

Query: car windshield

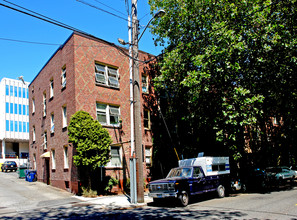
167;167;192;178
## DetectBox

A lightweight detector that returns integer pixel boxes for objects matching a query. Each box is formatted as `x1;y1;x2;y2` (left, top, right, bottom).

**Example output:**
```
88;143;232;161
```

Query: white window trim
61;67;66;88
145;147;152;165
144;109;151;130
106;145;122;168
62;106;67;128
32;98;35;114
96;103;120;127
142;75;148;93
50;79;54;98
51;149;56;170
95;63;119;88
50;113;55;133
64;146;69;169
43;93;46;117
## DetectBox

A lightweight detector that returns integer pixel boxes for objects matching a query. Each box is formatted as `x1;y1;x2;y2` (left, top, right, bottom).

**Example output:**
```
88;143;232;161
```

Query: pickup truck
148;157;230;206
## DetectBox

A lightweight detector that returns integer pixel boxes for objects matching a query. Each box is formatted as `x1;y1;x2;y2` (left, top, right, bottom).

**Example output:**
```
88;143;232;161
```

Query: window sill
95;82;120;90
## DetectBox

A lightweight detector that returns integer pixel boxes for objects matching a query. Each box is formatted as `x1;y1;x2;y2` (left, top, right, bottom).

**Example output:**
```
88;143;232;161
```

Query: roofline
29;31;153;86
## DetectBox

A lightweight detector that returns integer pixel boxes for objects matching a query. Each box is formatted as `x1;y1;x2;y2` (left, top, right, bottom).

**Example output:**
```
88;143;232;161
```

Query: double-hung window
96;103;120;126
51;149;56;170
95;63;119;88
64;146;69;169
61;67;66;89
43;132;47;149
50;79;54;98
62;106;67;128
50;113;55;133
43;93;46;117
144;110;151;130
109;146;121;167
142;75;148;93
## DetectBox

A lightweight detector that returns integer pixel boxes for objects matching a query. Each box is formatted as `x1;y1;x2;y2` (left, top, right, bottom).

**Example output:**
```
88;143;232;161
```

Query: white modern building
0;77;29;167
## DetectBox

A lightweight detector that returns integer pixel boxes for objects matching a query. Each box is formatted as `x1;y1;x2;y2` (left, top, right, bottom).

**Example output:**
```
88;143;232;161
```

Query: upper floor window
51;149;56;170
32;98;35;114
142;75;148;93
6;85;9;96
61;66;66;89
50;79;54;98
43;92;46;117
62;106;67;128
144;110;151;130
107;146;122;167
64;146;69;169
43;131;47;149
96;103;120;126
145;147;152;165
32;126;36;142
50;113;55;133
95;63;119;88
14;86;17;97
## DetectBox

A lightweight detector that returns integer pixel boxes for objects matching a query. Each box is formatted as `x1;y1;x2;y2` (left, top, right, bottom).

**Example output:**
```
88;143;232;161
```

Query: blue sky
0;0;163;83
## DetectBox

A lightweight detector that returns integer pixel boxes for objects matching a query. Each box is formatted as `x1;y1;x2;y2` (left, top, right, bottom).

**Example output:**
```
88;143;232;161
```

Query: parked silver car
266;166;295;186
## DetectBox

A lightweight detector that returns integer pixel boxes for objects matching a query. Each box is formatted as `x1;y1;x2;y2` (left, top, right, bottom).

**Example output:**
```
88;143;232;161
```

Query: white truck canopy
178;157;230;176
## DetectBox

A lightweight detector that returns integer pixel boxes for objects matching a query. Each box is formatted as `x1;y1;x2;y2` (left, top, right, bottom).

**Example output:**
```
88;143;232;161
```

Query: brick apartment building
29;32;156;193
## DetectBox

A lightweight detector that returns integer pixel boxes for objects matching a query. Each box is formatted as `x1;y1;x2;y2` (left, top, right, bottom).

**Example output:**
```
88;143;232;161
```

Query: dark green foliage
148;0;297;171
68;111;112;190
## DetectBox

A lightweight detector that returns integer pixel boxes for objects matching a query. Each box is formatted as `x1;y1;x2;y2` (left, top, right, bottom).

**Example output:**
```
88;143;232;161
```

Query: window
10;103;13;114
50;113;55;133
145;147;152;165
50;79;54;98
51;149;56;170
23;105;26;116
142;75;148;93
61;66;66;88
96;103;120;126
6;120;9;131
33;154;36;170
62;106;67;128
18;87;21;97
32;126;36;142
14;104;17;114
5;102;9;113
6;85;9;96
15;121;18;132
10;120;13;132
14;86;17;97
23;122;26;133
43;132;47;149
144;110;151;129
19;104;21;115
212;164;226;172
43;93;46;117
64;146;69;169
23;88;26;98
10;86;13;96
95;63;119;88
109;146;121;167
32;98;35;114
19;122;22;132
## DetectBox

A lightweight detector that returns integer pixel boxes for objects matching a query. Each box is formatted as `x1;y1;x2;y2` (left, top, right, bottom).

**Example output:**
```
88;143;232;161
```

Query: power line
76;0;128;22
92;0;127;16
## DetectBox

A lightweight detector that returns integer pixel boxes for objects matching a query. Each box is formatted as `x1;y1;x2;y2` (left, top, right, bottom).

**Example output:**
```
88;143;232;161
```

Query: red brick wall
29;33;155;194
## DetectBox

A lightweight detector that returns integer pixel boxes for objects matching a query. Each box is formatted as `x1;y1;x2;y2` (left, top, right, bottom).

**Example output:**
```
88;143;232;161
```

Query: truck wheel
178;191;189;207
217;185;225;198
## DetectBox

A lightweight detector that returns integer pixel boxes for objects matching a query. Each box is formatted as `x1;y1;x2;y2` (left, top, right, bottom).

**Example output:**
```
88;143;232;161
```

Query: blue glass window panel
26;89;29;98
10;103;13;114
19;87;22;97
27;122;29;133
23;105;26;115
10;121;13;132
23;88;26;98
6;102;9;113
14;104;17;114
19;121;22;132
23;122;26;132
19;104;22;115
15;121;18;132
10;86;13;96
6;85;9;96
6;120;9;131
14;86;17;97
27;105;29;115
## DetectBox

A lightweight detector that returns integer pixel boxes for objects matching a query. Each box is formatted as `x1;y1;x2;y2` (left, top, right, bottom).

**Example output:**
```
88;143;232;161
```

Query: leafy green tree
149;0;297;169
68;111;112;190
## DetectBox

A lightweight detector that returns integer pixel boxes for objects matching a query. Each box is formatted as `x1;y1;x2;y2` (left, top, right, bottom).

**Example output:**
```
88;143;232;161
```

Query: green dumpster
19;166;27;178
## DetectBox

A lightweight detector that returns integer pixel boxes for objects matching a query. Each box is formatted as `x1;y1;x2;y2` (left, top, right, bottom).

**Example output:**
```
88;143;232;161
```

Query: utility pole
131;0;144;203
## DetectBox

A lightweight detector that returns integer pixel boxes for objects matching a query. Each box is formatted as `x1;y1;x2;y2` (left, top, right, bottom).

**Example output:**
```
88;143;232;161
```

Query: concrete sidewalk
74;193;153;210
